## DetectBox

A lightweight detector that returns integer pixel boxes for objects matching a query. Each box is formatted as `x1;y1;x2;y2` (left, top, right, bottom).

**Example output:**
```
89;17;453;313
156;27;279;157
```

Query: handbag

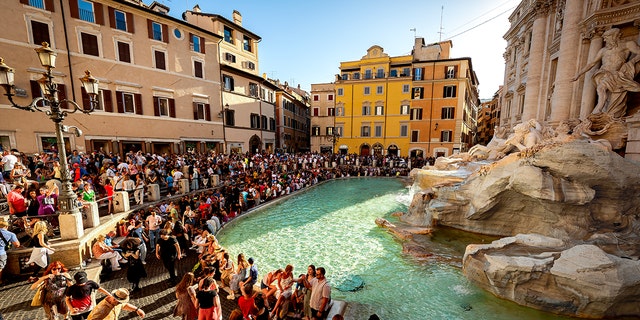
31;282;44;307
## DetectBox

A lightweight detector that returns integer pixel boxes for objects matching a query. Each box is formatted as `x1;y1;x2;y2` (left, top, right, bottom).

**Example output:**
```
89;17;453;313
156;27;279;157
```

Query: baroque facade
500;0;640;128
327;38;479;158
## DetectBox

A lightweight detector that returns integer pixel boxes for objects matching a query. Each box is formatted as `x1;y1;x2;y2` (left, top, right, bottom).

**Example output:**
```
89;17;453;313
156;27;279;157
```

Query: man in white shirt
1;150;18;179
145;211;162;251
305;267;331;320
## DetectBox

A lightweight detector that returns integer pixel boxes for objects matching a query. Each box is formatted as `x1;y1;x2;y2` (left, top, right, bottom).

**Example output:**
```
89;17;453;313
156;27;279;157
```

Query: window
114;10;126;31
402;68;411;77
27;0;45;10
81;32;99;56
353;72;360;80
400;124;408;137
193;102;206;120
375;105;384;115
312;127;320;136
443;85;457;98
116;41;131;63
156;97;169;116
445;66;456;79
194;60;203;78
410;108;423;120
173;28;182;39
261;116;267;129
313;95;319;101
364;69;372;79
250;113;260;128
31;20;50;46
441;130;452;142
442;107;455;119
269;118;276;131
364;87;370;95
336;106;344;116
341;74;349;80
337;88;343;96
376;86;383;95
414;68;423;81
375;125;382;137
224;52;236;63
328;108;335;116
224;26;233;43
117;92;139;114
390;69;398;77
362;105;370;116
361;125;370;137
225;109;235;126
411;131;419;142
400;105;409;115
243;36;252;52
244;61;255;70
78;0;95;23
328;94;334;101
313;108;319;116
190;34;204;53
402;84;410;93
151;22;162;41
249;83;258;97
326;127;334;136
376;68;384;78
223;75;234;91
413;87;423;99
154;50;166;70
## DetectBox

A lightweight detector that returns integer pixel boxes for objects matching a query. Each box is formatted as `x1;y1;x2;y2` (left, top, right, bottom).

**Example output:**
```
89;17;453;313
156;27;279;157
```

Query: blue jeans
149;229;160;251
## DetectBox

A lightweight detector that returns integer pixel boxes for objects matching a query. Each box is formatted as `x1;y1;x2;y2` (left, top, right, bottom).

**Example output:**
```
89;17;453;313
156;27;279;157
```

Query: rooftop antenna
410;28;416;38
438;6;444;42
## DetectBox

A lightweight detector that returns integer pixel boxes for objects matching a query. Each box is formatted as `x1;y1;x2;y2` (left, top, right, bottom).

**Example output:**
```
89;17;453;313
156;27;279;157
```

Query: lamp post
0;42;100;240
219;103;229;154
327;130;340;154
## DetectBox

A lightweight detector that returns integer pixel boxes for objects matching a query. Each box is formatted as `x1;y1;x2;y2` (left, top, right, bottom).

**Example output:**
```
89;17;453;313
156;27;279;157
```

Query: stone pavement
0;249;241;320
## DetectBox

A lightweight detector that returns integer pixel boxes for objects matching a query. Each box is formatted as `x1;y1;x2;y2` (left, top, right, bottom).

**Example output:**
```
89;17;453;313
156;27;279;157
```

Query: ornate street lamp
0;42;100;240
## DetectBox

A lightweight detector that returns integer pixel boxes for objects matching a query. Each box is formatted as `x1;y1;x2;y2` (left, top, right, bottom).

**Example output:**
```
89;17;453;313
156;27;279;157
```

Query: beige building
272;82;310;153
500;0;640;128
477;87;502;146
184;7;277;154
0;0;227;155
310;83;337;153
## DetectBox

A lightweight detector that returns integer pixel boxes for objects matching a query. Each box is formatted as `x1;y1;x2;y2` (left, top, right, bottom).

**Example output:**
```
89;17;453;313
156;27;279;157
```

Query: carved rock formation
399;138;640;318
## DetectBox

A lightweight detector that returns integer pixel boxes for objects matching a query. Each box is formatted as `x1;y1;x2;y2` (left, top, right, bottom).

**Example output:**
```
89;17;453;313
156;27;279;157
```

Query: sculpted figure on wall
573;28;640;118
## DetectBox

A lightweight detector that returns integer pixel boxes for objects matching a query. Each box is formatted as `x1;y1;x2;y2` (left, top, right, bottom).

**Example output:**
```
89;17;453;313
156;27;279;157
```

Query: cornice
582;2;640;37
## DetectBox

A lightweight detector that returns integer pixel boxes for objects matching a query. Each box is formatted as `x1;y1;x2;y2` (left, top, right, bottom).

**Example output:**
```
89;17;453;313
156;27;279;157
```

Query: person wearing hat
0;218;20;284
64;271;110;320
87;288;145;320
6;184;27;217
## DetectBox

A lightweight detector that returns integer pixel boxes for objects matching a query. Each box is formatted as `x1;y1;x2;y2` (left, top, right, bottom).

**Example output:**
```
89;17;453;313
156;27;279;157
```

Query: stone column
580;32;604;119
625;112;640;163
550;0;582;124
523;8;549;121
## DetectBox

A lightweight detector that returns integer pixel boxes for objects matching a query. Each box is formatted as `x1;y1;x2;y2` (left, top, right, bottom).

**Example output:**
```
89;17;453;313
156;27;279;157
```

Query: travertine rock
401;139;640;318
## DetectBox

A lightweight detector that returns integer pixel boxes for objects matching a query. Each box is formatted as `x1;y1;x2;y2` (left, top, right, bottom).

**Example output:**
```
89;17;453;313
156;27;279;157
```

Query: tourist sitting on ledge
92;234;127;271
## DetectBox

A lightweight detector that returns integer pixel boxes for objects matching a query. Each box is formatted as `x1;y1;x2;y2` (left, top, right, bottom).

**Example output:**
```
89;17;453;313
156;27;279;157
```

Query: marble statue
573;28;640;118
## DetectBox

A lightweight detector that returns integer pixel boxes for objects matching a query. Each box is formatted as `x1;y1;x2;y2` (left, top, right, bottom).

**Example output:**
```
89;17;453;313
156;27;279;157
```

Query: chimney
232;10;242;26
193;4;201;13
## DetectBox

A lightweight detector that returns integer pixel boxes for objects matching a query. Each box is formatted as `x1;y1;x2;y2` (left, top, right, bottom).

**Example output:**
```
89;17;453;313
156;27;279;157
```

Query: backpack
0;231;12;250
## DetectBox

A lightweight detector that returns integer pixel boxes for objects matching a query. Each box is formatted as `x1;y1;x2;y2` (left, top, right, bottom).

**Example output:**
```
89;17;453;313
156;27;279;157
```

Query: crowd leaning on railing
1;147;423;319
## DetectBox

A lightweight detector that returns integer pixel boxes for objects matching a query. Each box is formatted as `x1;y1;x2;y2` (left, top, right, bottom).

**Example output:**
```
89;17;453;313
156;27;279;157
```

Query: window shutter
103;90;113;112
116;91;124;113
94;2;104;25
169;98;176;118
452;86;457;97
81;87;91;110
162;24;168;43
440;131;444;142
421;68;425;79
201;38;205;54
30;80;41;99
69;0;79;19
20;0;29;4
205;104;211;121
193;102;198;120
134;94;143;115
56;84;68;109
108;7;115;28
146;20;153;39
44;0;54;12
126;12;134;33
189;32;193;49
153;97;160;116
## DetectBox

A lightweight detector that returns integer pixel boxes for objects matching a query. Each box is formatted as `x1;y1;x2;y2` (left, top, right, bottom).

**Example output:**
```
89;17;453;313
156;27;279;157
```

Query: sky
161;0;520;99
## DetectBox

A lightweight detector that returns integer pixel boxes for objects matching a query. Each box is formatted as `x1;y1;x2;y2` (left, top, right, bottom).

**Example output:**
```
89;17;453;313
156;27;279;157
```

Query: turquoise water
216;178;572;320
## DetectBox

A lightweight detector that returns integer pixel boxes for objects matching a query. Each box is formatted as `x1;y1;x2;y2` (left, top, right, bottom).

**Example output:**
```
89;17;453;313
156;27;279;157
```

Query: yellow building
330;38;479;158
